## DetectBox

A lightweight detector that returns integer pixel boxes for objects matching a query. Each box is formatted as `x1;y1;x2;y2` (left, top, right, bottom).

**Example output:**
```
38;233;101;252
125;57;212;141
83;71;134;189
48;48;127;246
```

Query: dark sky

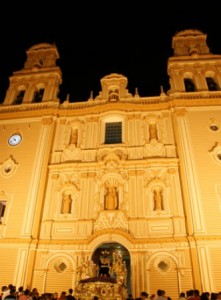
1;3;221;103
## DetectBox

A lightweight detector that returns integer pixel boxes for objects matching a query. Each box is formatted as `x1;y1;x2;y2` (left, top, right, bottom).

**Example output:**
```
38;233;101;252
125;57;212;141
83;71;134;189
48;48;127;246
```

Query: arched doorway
92;242;131;295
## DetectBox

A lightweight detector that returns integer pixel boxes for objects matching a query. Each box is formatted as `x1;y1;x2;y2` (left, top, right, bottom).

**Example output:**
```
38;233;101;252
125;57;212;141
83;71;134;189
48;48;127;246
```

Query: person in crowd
51;292;59;300
58;291;67;300
17;286;24;297
66;288;75;300
211;292;218;300
156;289;166;300
186;290;195;300
31;288;39;300
150;294;155;300
4;286;16;300
193;290;200;300
140;291;149;300
162;290;168;300
200;293;209;300
18;289;30;300
178;292;186;300
1;286;9;300
127;294;134;300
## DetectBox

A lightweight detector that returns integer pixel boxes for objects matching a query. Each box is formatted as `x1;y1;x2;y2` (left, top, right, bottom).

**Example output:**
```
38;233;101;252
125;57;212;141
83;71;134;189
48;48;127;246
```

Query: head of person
141;292;148;299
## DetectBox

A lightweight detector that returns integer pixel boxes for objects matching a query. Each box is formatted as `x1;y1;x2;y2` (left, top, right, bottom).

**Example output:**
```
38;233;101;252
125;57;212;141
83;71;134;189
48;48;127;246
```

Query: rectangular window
105;122;122;144
0;201;6;223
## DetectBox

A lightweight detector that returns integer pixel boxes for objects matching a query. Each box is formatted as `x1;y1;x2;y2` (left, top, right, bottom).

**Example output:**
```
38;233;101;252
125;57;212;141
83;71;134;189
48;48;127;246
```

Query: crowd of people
0;285;76;300
130;289;221;300
1;284;221;300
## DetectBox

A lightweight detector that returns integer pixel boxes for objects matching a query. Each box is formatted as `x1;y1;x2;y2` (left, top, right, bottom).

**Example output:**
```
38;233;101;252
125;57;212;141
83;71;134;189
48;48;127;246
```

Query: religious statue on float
75;250;128;299
98;250;111;277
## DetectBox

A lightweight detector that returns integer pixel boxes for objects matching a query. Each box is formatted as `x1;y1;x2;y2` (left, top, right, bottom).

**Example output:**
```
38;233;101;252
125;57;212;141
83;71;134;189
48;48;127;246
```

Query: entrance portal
92;242;131;295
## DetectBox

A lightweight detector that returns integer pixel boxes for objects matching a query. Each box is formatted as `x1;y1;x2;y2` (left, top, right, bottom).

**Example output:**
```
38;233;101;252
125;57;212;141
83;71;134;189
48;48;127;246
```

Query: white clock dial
8;134;22;146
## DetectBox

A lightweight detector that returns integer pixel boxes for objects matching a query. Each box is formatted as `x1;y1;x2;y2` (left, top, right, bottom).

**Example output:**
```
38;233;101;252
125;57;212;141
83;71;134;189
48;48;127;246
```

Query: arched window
184;78;196;92
206;77;219;91
13;90;25;105
32;88;45;103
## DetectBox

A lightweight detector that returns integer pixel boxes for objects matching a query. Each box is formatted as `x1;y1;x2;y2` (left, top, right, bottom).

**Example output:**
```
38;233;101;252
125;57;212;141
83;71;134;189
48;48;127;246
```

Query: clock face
8;134;22;146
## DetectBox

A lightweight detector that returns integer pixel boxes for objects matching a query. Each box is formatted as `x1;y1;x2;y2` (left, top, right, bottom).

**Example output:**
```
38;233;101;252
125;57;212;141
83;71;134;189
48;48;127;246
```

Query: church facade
0;29;221;299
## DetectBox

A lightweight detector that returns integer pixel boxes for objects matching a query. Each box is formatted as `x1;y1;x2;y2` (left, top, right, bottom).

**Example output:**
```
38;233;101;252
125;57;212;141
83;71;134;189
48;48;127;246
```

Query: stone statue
70;128;78;145
153;189;163;211
149;123;158;141
61;193;72;214
105;186;118;210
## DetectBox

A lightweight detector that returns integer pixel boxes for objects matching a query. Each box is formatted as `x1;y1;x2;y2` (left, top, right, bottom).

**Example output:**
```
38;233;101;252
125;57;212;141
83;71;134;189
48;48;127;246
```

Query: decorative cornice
0;95;220;120
1;234;221;246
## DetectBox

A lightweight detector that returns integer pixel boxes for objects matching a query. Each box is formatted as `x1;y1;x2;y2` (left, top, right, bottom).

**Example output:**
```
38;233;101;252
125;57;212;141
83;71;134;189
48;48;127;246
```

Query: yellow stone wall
0;30;221;300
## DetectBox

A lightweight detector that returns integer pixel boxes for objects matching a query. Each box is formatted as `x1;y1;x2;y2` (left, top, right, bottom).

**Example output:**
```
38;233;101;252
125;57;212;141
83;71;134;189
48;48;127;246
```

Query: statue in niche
61;193;72;214
70;128;78;145
149;123;158;142
153;189;164;211
105;186;118;210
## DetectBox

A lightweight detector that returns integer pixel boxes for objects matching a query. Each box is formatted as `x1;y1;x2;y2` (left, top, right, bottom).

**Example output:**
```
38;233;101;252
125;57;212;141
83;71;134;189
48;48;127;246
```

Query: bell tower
3;43;62;105
167;29;221;94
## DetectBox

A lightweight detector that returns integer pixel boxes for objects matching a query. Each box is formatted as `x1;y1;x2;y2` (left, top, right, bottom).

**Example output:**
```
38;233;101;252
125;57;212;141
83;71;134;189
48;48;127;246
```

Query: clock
8;134;22;146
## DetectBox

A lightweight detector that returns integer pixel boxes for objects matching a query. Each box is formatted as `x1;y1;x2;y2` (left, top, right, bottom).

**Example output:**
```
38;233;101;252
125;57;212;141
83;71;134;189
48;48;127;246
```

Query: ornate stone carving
144;142;166;157
0;155;19;177
94;211;128;232
61;145;81;162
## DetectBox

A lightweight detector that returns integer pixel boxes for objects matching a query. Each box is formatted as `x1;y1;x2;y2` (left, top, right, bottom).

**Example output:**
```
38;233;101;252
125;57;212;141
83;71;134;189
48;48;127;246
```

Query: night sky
0;3;221;103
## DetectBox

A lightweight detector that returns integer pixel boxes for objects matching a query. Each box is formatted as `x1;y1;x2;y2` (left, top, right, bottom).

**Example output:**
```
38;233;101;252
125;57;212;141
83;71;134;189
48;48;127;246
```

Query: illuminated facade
0;29;221;299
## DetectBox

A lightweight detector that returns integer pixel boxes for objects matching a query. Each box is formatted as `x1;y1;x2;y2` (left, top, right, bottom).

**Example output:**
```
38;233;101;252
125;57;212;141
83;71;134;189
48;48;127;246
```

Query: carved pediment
94;211;128;232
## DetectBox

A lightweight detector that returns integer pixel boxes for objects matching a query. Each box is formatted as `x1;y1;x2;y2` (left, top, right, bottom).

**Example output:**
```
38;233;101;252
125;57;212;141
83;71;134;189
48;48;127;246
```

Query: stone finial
88;91;93;101
66;93;70;102
134;87;140;98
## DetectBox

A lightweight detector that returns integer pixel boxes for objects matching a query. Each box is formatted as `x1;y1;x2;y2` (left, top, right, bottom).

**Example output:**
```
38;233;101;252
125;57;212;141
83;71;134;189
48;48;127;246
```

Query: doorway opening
92;242;131;295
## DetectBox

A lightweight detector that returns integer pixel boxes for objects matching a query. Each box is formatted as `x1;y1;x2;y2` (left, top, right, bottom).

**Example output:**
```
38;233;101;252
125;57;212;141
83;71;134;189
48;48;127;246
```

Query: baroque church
0;29;221;299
